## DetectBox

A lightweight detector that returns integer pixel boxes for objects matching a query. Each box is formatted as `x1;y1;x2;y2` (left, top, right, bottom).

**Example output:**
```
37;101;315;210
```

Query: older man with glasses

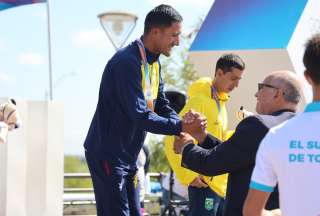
173;70;302;216
244;34;320;216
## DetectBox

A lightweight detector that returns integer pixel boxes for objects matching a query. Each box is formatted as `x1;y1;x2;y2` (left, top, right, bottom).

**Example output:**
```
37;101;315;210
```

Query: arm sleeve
113;57;181;136
199;133;222;149
250;134;277;192
181;116;269;176
154;72;180;121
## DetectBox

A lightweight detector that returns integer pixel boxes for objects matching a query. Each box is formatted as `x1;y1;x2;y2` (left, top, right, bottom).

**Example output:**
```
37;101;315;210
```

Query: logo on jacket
205;197;214;211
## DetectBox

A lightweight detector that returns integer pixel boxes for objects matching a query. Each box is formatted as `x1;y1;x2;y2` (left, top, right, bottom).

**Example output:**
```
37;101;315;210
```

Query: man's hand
173;132;194;154
182;110;207;142
189;175;208;188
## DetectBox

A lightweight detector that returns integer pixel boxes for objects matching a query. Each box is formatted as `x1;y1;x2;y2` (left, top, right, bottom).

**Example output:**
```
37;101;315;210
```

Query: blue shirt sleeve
112;56;182;135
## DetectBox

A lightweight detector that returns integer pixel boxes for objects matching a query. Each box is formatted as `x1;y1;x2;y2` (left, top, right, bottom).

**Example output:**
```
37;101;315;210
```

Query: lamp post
97;11;138;51
45;72;76;100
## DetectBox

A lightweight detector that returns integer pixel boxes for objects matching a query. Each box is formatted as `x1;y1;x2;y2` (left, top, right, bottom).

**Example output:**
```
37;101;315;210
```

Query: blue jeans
188;186;224;216
85;151;141;216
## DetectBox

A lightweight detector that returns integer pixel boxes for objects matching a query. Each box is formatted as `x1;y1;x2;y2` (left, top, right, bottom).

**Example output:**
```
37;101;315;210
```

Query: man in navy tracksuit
84;4;205;216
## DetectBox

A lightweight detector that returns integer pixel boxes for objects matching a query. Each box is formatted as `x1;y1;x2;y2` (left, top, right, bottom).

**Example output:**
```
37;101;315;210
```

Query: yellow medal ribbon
136;39;160;111
133;173;138;188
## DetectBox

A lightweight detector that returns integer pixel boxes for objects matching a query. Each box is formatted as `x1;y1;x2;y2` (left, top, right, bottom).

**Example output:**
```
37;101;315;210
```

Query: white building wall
0;100;64;216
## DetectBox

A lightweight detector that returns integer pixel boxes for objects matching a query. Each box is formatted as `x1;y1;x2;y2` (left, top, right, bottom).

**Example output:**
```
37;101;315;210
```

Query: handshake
174;110;207;154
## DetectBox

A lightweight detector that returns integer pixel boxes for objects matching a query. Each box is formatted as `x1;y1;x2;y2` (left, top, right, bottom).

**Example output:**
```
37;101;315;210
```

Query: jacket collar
217;91;229;102
139;36;160;64
271;109;296;116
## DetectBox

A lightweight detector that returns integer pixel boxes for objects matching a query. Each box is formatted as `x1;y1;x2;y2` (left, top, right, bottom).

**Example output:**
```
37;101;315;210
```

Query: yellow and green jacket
164;77;232;197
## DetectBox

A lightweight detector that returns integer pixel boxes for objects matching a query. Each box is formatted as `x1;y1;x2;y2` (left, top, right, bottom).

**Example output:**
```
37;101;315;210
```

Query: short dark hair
303;34;320;85
215;53;245;74
144;4;183;34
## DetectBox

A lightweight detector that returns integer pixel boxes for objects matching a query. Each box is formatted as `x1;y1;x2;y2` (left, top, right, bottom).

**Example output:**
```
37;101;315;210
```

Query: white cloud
18;52;44;65
71;29;113;49
0;70;11;82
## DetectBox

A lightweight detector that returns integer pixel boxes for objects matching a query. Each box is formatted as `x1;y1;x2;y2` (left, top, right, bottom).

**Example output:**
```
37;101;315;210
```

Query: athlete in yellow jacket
165;54;245;216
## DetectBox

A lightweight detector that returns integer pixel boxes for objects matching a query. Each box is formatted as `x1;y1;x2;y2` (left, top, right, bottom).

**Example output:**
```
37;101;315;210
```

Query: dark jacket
181;110;295;216
84;40;181;170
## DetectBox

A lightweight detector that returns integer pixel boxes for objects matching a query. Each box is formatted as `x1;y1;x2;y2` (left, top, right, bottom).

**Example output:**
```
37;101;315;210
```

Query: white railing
63;173;95;205
63;172;163;204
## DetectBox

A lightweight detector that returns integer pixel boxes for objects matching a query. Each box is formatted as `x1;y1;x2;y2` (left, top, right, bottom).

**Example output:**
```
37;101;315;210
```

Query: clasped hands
173;110;207;154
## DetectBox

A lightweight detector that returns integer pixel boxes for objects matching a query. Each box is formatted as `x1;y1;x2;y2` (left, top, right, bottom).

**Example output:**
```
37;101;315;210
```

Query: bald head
265;70;303;105
255;70;303;114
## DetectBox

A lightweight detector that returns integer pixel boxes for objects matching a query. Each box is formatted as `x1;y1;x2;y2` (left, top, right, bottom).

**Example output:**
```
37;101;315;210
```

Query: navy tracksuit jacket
84;40;181;216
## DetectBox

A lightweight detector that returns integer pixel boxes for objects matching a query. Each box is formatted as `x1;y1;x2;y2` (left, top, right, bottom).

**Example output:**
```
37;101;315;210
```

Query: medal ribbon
136;39;154;111
211;85;225;138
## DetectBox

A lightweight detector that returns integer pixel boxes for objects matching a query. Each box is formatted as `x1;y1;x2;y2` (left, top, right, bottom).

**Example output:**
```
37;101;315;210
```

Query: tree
148;137;170;173
161;34;199;92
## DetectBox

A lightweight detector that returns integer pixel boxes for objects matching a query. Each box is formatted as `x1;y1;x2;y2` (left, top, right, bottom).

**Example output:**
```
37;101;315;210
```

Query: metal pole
118;21;136;49
46;0;53;100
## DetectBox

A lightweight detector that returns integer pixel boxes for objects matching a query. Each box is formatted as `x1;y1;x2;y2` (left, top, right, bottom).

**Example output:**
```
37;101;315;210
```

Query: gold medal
147;99;154;111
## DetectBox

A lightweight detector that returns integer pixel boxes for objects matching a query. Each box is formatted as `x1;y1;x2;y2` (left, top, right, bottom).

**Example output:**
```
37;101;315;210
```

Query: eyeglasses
258;83;279;91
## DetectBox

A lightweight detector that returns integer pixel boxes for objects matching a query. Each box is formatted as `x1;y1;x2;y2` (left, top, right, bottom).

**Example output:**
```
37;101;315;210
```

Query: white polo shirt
250;102;320;216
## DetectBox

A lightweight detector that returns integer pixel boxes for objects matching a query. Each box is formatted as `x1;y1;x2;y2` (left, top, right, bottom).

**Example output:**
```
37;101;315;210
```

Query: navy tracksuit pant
85;151;141;216
188;186;224;216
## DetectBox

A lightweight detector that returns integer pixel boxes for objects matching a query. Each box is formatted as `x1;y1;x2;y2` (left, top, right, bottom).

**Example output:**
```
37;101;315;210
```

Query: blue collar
139;36;160;64
304;101;320;112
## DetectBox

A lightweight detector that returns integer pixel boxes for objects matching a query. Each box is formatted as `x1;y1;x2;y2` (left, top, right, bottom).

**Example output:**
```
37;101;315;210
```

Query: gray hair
268;71;303;104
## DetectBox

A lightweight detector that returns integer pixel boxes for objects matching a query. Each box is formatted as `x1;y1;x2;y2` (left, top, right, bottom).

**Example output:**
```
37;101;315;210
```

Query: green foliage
64;155;92;188
148;137;170;173
161;35;199;93
161;17;203;93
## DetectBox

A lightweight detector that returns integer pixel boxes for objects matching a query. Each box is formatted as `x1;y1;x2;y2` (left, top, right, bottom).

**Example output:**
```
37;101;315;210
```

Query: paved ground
64;204;96;215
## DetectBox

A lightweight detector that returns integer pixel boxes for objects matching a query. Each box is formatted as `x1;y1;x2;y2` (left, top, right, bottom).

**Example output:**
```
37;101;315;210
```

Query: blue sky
191;0;307;51
0;0;213;155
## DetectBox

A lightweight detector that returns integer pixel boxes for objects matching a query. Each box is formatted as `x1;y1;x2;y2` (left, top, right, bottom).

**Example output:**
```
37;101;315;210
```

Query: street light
98;11;138;50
